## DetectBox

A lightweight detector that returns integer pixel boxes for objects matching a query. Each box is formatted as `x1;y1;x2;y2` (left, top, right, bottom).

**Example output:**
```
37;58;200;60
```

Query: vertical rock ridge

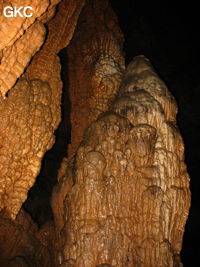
67;0;125;156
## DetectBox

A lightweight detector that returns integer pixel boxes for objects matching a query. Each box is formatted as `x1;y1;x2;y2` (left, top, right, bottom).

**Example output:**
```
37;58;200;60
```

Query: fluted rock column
67;0;125;157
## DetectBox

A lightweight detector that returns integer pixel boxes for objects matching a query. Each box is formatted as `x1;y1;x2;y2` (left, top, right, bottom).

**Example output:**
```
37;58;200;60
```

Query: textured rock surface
0;209;52;267
0;0;86;264
0;78;59;219
0;0;49;49
58;56;190;266
25;0;86;129
26;0;85;86
0;0;85;221
0;0;191;265
67;0;125;156
0;22;45;97
0;0;57;97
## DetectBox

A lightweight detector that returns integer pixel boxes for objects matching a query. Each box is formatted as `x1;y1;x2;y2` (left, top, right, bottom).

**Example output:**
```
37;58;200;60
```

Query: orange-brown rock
15;208;38;233
25;0;85;128
0;0;191;265
0;0;85;220
0;22;46;97
0;0;60;97
0;209;52;267
0;0;87;264
26;0;85;85
0;0;50;50
35;221;57;266
0;78;60;219
67;0;125;156
59;56;190;266
38;0;62;24
51;161;74;265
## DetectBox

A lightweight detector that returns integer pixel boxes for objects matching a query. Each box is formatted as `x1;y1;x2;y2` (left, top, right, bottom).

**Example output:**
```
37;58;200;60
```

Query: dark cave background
23;1;200;266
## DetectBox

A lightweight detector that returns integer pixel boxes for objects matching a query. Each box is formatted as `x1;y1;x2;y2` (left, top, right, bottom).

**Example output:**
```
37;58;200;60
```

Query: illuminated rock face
0;0;84;220
0;0;60;98
59;56;190;266
0;0;85;264
67;0;125;157
0;0;190;265
0;78;59;219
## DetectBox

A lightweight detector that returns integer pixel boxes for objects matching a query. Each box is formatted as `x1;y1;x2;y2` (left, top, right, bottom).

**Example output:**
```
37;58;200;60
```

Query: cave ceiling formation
0;0;191;266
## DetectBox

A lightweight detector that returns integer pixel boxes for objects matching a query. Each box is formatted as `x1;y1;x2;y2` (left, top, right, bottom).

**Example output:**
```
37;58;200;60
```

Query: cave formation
0;0;191;266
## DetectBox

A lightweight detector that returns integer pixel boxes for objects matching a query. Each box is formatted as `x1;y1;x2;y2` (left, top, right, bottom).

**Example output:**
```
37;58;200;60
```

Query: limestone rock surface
0;0;49;50
26;0;85;85
0;0;58;97
0;0;191;265
67;0;125;156
0;0;85;220
0;22;45;98
25;0;85;129
0;0;86;264
59;56;190;266
0;209;52;267
0;78;58;219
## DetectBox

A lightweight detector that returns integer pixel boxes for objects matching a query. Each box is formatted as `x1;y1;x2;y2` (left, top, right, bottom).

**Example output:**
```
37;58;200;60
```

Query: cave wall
0;0;85;265
0;0;85;220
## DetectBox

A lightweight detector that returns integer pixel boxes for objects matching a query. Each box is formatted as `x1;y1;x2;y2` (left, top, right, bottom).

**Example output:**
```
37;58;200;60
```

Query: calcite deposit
67;0;125;156
0;0;84;220
0;78;59;219
0;0;190;266
58;56;190;266
0;0;85;264
0;0;55;97
0;0;49;50
0;209;53;266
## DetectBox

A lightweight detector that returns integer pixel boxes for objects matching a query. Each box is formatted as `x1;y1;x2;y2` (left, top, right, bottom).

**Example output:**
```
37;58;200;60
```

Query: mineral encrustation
59;56;190;266
67;0;125;156
0;0;190;266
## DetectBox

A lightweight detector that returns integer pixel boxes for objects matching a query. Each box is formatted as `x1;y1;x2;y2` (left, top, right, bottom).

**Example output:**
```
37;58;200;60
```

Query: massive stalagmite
57;56;190;266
